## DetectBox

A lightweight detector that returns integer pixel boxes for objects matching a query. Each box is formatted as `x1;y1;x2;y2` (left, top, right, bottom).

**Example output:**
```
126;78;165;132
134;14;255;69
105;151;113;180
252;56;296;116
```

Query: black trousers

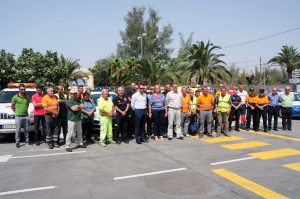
152;110;164;137
57;117;68;143
246;108;256;129
268;106;279;130
229;108;240;130
115;113;128;141
34;115;46;142
82;120;94;140
255;108;267;130
281;107;292;130
127;109;135;138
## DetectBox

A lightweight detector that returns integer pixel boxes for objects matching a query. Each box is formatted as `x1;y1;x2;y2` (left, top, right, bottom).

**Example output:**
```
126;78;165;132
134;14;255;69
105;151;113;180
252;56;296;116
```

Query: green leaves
0;48;80;89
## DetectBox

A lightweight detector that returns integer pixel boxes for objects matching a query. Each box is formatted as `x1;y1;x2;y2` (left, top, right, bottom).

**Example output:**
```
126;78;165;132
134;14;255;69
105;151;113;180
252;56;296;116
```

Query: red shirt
32;93;45;115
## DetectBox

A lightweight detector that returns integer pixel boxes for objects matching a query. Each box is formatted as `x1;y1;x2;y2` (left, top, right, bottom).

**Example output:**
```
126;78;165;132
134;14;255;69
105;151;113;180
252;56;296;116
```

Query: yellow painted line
283;162;300;172
248;148;300;160
212;168;289;199
202;136;244;143
243;130;300;142
221;141;270;150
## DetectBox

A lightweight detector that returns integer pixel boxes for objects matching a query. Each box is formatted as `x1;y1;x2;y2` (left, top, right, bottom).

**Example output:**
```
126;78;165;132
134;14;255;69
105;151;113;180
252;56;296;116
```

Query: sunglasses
20;89;26;91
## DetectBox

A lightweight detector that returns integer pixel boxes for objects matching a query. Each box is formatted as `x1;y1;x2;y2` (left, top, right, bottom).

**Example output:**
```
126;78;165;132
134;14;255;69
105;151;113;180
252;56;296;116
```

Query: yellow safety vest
217;94;231;112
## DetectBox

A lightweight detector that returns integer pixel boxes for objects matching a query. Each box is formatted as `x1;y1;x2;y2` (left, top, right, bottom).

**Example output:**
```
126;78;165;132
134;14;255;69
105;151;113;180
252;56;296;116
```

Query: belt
168;107;180;110
135;109;146;111
15;115;28;117
268;105;279;108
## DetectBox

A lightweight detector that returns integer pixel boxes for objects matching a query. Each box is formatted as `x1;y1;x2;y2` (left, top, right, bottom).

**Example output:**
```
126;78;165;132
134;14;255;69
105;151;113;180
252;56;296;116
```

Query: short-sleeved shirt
230;95;242;106
113;96;129;111
280;93;294;108
246;95;256;105
97;97;114;116
32;93;45;115
148;94;165;111
81;99;96;121
55;93;68;118
42;95;59;114
165;91;183;109
197;94;214;111
237;90;248;105
267;93;280;107
255;95;269;105
66;98;81;121
11;94;30;116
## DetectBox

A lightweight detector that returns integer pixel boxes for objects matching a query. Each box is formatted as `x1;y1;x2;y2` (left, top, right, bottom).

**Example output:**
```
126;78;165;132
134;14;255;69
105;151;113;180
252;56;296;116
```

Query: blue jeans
15;116;29;144
134;109;147;140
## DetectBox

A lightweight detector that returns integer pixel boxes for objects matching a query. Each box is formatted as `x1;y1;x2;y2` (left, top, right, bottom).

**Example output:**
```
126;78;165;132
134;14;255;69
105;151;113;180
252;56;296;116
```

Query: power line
222;26;300;49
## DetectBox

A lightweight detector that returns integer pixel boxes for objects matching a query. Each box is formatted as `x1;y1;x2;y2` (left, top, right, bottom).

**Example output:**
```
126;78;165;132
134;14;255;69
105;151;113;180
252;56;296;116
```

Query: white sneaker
100;142;106;147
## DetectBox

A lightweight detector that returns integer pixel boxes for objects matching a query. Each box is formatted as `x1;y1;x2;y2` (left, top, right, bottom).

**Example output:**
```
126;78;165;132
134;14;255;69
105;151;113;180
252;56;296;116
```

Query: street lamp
137;33;147;58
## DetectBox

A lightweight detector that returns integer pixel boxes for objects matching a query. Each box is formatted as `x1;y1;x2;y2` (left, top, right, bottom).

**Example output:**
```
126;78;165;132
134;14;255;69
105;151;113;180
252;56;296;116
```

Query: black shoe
136;139;142;144
35;142;41;146
116;140;121;144
168;137;173;140
207;134;214;138
264;129;268;132
78;144;87;148
141;138;148;143
235;129;240;131
288;128;292;131
282;127;286;130
123;140;129;144
48;144;53;149
199;134;204;138
245;128;250;131
273;129;278;131
66;148;72;152
229;128;232;132
255;129;259;132
16;143;20;148
223;132;230;137
178;136;184;140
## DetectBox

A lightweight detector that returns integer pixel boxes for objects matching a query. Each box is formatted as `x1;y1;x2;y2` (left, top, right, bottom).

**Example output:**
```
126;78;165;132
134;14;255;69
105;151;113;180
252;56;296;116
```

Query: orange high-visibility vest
197;94;214;111
181;95;191;113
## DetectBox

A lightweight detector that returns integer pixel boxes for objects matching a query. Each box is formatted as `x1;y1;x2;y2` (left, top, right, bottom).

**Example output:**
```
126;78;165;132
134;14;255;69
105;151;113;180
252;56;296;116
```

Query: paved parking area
1;120;300;199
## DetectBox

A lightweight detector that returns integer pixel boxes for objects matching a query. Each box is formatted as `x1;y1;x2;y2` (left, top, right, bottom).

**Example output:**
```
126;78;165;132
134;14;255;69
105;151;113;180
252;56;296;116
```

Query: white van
0;88;36;134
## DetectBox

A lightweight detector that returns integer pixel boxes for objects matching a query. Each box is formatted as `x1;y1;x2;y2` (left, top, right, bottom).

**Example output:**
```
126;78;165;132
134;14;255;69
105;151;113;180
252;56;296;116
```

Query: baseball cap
70;88;78;94
259;89;265;93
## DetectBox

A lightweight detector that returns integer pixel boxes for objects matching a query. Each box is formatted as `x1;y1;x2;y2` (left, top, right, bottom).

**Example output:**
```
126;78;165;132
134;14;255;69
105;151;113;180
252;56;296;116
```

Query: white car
0;88;36;134
90;91;117;132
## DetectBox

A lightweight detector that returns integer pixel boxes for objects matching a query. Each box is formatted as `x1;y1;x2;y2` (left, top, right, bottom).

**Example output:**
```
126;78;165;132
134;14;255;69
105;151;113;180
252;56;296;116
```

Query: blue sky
1;0;300;71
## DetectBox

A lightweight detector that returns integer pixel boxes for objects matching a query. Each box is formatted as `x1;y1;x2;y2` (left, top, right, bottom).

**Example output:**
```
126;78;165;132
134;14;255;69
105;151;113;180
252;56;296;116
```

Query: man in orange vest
245;88;256;131
181;87;191;137
197;86;214;137
42;87;60;149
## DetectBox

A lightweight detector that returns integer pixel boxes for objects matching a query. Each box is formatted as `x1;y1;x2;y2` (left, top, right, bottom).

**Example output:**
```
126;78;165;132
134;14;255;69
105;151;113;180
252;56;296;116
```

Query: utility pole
259;57;262;83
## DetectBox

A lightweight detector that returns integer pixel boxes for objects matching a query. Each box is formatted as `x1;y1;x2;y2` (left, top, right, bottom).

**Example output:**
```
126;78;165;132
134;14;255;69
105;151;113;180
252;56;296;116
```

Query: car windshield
294;93;300;101
0;91;35;103
91;93;117;105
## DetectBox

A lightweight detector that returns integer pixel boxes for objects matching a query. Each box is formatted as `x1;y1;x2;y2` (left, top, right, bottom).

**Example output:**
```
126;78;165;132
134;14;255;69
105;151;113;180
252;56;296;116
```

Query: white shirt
237;89;248;105
131;92;147;110
165;91;183;109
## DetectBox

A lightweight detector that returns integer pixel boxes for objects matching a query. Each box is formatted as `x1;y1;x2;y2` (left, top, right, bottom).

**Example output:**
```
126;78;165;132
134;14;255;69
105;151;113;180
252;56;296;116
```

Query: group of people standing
11;82;295;151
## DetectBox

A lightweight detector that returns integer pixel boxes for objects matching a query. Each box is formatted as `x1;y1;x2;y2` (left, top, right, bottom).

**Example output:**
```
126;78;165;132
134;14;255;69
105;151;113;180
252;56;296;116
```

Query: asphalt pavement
0;119;300;199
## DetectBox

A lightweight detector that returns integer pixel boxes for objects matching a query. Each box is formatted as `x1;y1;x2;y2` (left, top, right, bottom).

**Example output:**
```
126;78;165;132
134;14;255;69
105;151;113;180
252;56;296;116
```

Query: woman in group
148;85;166;141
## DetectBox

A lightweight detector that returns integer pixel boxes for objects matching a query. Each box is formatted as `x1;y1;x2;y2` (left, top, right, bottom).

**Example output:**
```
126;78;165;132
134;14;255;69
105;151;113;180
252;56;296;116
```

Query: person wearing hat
229;89;242;131
255;89;269;132
245;88;256;131
65;88;86;152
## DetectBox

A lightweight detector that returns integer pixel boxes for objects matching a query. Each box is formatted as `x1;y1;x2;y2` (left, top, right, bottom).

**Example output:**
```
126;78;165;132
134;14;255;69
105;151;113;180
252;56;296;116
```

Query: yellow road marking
221;141;270;150
248;148;300;160
202;136;244;143
283;162;300;172
243;130;300;142
212;168;289;199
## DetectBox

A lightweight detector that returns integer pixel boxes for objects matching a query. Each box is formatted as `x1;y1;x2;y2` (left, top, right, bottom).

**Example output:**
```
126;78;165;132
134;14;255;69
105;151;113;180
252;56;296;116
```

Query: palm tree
138;58;165;85
177;41;231;85
58;55;81;86
268;45;300;79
